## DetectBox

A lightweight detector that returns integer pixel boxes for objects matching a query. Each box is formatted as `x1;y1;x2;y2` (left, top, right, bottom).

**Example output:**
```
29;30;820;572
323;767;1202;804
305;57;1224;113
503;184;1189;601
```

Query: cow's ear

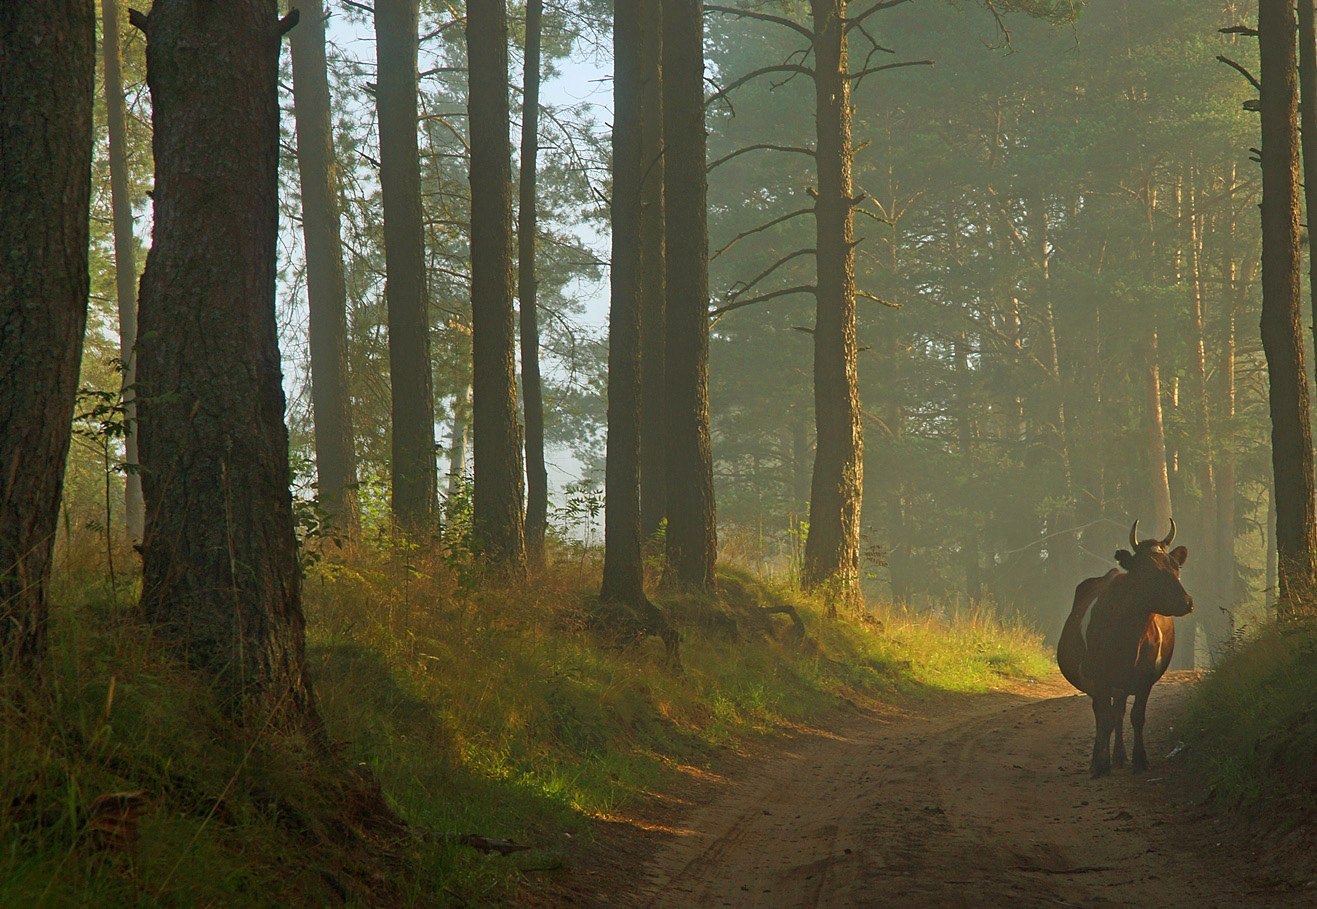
1115;549;1134;570
1170;545;1188;567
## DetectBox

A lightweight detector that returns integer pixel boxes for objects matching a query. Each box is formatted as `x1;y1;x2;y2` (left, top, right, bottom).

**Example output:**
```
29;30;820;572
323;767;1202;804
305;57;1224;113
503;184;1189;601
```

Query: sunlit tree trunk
0;0;95;673
134;0;318;722
639;0;668;544
662;0;717;591
1259;0;1317;613
519;0;547;565
291;0;359;532
101;0;145;543
803;0;863;609
377;0;437;528
468;0;527;571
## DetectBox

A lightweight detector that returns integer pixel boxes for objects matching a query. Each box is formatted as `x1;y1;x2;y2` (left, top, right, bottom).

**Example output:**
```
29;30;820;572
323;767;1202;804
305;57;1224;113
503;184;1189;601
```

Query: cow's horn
1161;518;1176;548
1129;520;1140;550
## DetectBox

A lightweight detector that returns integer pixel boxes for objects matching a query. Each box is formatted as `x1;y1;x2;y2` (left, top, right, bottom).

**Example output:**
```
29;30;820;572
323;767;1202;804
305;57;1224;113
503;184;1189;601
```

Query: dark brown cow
1057;520;1194;777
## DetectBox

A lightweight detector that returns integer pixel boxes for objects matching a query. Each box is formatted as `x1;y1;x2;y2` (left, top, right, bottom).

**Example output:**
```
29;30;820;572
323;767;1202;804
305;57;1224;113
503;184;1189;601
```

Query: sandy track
584;673;1311;908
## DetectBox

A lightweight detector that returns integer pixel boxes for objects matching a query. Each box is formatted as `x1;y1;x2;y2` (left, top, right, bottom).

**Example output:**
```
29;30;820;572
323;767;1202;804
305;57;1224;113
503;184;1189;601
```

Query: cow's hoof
1112;750;1128;769
1132;757;1148;773
1090;763;1110;779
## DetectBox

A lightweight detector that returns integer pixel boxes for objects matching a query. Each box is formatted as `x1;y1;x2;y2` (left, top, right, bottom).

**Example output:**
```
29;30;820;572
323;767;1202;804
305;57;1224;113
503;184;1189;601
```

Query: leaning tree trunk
803;0;863;609
133;0;317;723
291;0;359;531
519;0;548;565
468;0;527;571
661;0;717;592
101;0;145;543
638;0;668;543
377;0;437;529
0;0;95;674
601;0;649;608
1259;0;1317;614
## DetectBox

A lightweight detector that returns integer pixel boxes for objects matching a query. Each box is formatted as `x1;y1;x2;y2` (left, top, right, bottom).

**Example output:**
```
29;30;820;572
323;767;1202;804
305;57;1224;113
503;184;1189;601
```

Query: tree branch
128;7;148;30
276;9;300;38
707;143;815;173
706;4;813;41
1216;55;1261;92
850;59;933;88
846;0;918;31
712;207;814;260
1219;25;1259;37
710;285;816;319
723;248;816;303
706;64;815;109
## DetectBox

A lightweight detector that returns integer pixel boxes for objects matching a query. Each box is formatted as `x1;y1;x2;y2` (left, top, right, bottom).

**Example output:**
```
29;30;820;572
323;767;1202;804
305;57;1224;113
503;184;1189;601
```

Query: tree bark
291;0;359;531
1298;0;1317;362
601;0;649;608
1259;0;1317;613
0;0;95;673
447;384;471;499
519;0;548;565
661;0;717;592
638;0;668;543
101;0;145;543
803;0;863;609
134;0;317;722
377;0;437;529
468;0;527;571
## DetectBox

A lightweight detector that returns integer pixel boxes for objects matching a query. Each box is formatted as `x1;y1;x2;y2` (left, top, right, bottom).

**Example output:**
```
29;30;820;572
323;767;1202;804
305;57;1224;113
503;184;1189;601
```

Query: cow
1056;519;1194;778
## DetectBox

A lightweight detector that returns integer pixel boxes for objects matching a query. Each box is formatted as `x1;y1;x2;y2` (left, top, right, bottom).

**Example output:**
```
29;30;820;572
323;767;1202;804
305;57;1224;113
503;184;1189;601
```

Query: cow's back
1057;569;1118;695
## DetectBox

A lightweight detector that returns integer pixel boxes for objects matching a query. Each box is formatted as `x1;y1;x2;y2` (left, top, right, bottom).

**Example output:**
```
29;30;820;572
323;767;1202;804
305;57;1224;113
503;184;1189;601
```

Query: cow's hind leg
1131;689;1150;772
1090;694;1114;778
1111;695;1129;769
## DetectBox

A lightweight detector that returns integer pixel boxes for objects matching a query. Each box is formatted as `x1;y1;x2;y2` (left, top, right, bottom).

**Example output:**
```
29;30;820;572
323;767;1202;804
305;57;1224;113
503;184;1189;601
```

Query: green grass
1183;620;1317;820
2;541;1050;906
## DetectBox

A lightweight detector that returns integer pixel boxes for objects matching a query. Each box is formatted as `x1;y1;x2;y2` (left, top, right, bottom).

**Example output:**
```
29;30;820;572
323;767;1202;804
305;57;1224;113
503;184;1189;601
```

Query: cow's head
1113;519;1193;617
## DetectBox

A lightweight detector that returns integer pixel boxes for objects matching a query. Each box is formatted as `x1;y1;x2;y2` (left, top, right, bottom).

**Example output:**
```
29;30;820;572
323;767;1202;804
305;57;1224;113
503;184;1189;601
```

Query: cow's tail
1056;570;1116;696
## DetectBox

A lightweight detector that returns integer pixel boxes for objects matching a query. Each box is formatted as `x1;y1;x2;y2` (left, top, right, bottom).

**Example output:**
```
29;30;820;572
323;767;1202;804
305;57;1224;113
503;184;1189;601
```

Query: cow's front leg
1111;695;1129;769
1131;691;1150;772
1090;694;1113;778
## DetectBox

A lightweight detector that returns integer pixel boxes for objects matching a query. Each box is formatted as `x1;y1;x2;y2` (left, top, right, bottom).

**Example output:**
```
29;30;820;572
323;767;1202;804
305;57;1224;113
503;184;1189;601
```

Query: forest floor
550;672;1317;908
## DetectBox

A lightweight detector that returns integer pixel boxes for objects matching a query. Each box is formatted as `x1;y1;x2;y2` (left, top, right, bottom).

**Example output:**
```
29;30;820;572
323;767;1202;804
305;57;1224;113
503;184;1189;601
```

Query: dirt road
569;673;1314;908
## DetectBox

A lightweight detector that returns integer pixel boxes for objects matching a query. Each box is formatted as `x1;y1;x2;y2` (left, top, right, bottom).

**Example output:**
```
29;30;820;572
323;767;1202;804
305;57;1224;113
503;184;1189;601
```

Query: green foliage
1183;621;1317;817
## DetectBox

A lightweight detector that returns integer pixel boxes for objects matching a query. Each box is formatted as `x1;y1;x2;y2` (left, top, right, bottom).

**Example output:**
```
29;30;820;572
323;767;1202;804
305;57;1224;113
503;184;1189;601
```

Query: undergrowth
1;539;1049;907
1183;620;1317;820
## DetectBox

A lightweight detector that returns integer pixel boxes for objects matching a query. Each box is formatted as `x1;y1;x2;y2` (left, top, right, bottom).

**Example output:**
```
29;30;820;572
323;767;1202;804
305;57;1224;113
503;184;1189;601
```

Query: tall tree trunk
803;0;863;609
1260;0;1317;613
1298;0;1317;361
447;384;471;499
955;336;982;603
0;0;95;673
377;0;437;528
134;1;317;722
101;0;145;543
638;0;668;543
291;0;359;531
662;0;717;591
519;0;547;565
1142;333;1175;531
601;0;648;609
468;0;527;571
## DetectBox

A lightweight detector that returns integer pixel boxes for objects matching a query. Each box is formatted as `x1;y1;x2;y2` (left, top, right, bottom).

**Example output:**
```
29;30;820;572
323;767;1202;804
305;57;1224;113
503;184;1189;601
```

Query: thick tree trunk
1259;0;1317;613
1142;337;1174;534
803;0;863;609
447;384;471;499
1298;0;1317;361
519;0;548;565
0;0;94;673
291;0;359;531
134;0;317;722
101;0;145;543
601;0;648;608
661;0;717;591
468;0;527;571
377;0;437;529
638;0;668;543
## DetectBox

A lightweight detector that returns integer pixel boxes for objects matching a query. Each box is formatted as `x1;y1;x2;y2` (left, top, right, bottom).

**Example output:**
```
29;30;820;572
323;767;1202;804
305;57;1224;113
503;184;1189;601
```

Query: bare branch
724;248;817;304
1216;55;1261;92
710;285;816;320
850;59;933;88
712;207;814;260
706;4;813;41
1219;25;1259;37
706;64;815;109
128;7;148;30
276;9;300;38
846;0;918;31
708;143;815;173
857;289;900;309
342;0;374;15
